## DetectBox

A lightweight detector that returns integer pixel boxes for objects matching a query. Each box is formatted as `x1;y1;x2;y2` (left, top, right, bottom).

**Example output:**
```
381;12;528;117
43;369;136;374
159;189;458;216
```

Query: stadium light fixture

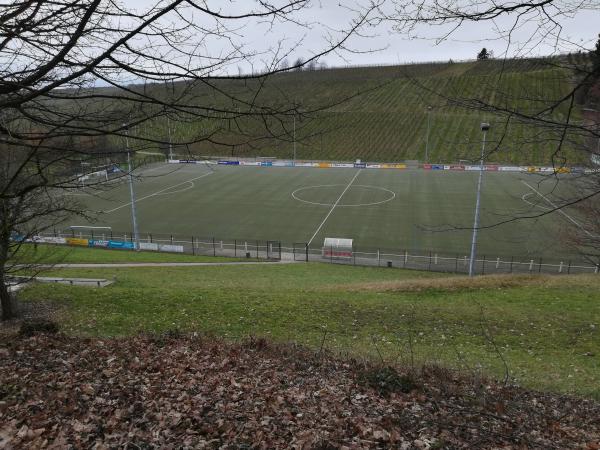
425;106;433;162
124;123;141;251
468;122;490;276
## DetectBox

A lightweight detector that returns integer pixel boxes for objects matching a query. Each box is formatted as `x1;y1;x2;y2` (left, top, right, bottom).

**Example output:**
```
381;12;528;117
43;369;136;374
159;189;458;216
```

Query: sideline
521;180;594;238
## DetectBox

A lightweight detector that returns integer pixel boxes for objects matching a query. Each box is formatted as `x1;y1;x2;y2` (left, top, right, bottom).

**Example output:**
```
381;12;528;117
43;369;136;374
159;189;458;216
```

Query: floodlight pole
124;124;140;251
167;116;173;160
425;106;432;162
293;112;296;164
468;122;490;277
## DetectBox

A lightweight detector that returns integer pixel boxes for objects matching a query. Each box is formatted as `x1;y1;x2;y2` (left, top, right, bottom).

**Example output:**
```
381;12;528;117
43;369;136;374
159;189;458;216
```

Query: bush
19;319;60;337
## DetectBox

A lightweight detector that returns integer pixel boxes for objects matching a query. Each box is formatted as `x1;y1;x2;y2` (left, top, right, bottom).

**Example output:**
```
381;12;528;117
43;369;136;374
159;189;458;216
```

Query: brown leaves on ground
0;332;599;449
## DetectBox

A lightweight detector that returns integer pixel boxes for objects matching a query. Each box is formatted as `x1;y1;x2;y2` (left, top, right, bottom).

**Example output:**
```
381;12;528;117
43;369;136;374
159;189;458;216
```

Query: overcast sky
123;1;600;73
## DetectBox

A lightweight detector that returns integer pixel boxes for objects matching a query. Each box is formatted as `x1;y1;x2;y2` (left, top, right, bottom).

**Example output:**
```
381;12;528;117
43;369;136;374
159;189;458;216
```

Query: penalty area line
307;169;362;246
105;171;213;213
521;180;594;238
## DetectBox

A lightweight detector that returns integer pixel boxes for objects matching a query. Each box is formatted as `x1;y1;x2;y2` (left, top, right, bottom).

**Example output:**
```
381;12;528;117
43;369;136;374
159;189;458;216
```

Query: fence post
305;243;309;262
279;242;281;260
510;256;514;273
71;229;75;238
596;264;599;274
482;255;486;275
538;258;543;273
330;246;333;263
529;260;534;272
110;230;113;239
170;235;173;244
53;228;57;237
428;251;432;270
455;254;458;273
91;230;94;240
567;260;571;274
496;257;500;269
234;240;237;257
191;237;195;255
558;261;563;273
377;249;380;267
213;237;216;257
256;240;259;259
434;253;438;265
404;250;408;268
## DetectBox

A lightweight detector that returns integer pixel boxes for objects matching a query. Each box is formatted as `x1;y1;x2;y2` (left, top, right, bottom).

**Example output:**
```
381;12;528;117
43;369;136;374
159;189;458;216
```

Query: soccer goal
79;163;123;186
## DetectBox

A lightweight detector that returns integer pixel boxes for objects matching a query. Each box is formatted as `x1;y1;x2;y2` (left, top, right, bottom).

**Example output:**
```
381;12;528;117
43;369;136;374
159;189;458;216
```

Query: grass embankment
17;263;600;397
14;244;245;264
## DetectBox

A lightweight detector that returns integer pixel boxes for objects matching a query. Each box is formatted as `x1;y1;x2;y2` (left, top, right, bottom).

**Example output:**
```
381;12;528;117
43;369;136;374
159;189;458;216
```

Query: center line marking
521;180;594;238
104;171;213;213
307;169;362;246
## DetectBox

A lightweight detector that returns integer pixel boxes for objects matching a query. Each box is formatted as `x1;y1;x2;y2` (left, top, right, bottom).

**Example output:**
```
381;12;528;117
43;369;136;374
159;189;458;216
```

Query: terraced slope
139;58;583;165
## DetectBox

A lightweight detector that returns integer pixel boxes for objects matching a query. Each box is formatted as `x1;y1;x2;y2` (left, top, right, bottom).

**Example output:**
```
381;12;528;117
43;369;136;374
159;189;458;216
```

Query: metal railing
41;229;600;276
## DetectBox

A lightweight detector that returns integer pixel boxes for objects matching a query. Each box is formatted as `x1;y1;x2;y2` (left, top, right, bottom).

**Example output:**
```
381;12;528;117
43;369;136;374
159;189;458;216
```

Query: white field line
105;172;212;213
307;169;362;246
521;180;594;238
139;163;170;173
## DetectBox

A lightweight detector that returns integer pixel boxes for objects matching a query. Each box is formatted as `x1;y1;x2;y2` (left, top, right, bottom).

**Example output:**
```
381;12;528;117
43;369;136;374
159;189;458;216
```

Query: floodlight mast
468;122;490;277
425;106;432;162
167;116;173;161
124;124;141;251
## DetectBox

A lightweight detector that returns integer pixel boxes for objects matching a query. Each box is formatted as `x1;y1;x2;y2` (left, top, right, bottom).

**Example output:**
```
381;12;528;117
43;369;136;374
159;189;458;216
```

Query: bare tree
0;0;379;320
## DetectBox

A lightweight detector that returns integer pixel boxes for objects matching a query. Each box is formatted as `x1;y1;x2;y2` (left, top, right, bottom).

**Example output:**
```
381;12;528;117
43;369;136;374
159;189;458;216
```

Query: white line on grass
104;172;213;213
139;163;169;173
521;180;594;238
307;169;362;246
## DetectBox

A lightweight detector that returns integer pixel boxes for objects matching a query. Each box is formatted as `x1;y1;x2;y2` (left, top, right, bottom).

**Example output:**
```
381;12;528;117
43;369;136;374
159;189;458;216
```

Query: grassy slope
18;263;600;398
14;244;244;264
142;58;582;165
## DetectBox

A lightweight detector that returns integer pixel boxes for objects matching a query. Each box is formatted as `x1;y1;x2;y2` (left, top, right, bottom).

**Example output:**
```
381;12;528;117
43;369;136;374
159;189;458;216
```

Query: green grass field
18;264;600;397
14;244;244;264
66;162;581;260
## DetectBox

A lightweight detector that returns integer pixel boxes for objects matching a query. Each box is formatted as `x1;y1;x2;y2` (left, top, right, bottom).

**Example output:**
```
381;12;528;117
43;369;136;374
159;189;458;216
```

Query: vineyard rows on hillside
132;59;585;165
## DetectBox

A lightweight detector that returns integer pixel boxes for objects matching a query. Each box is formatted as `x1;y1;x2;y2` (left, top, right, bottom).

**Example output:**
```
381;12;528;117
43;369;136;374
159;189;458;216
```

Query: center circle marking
292;184;396;207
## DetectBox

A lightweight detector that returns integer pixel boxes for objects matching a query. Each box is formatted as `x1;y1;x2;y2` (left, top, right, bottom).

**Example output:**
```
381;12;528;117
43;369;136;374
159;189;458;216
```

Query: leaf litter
0;332;599;449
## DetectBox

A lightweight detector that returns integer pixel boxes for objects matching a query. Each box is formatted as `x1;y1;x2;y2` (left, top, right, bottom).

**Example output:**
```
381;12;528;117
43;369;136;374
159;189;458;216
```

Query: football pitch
68;162;581;259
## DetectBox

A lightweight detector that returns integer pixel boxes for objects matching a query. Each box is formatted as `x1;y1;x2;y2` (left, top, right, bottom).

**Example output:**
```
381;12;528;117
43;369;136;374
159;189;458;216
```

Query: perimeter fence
38;229;600;276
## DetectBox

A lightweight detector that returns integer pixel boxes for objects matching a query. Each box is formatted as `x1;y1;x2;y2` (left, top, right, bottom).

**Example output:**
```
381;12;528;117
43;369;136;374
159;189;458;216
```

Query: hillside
13;252;600;398
139;58;585;165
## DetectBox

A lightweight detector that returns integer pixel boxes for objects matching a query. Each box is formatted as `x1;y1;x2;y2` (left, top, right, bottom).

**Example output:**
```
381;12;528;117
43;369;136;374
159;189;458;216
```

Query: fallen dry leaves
0;332;599;449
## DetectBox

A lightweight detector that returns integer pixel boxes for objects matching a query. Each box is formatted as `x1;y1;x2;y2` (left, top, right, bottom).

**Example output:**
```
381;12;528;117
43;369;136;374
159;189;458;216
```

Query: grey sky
123;1;600;72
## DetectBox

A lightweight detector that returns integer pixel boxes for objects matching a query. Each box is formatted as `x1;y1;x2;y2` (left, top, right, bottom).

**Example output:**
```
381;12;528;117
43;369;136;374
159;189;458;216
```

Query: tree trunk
0;276;15;321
